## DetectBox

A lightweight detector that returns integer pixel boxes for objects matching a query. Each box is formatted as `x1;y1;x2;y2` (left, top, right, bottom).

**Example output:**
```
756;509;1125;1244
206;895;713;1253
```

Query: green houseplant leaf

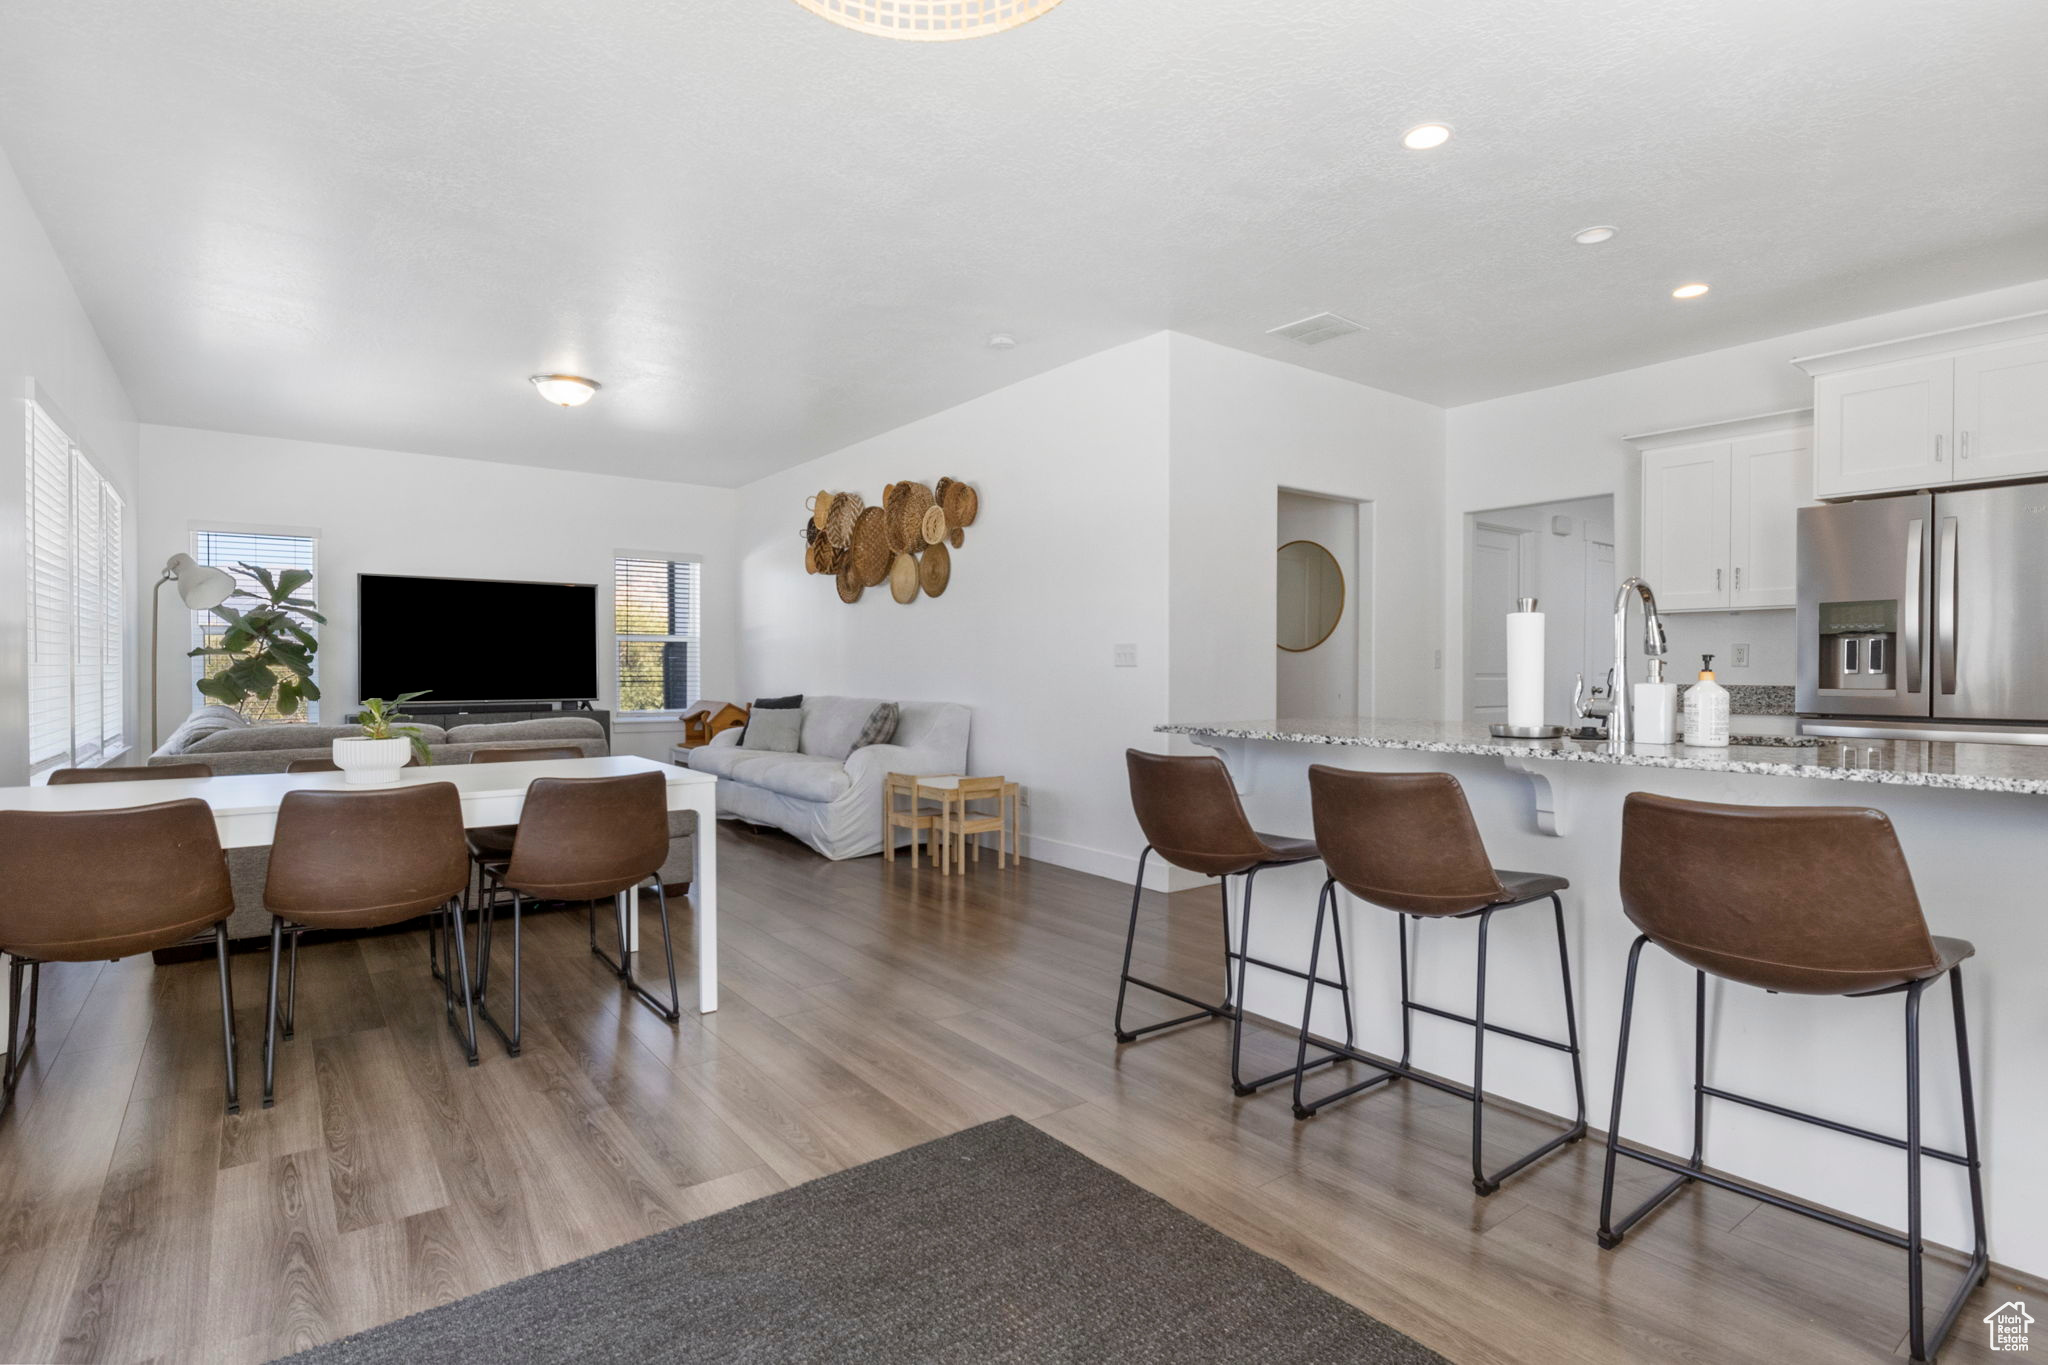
183;561;322;720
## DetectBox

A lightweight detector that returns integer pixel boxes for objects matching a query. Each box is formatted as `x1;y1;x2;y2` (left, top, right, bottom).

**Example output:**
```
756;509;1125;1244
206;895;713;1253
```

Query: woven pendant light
793;0;1065;42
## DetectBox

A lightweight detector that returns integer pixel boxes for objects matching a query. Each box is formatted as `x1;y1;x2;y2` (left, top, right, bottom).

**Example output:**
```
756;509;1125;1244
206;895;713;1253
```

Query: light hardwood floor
0;823;2031;1364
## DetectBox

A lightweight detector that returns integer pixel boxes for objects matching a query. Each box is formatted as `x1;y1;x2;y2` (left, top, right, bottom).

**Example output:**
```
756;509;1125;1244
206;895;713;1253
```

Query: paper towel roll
1506;600;1545;730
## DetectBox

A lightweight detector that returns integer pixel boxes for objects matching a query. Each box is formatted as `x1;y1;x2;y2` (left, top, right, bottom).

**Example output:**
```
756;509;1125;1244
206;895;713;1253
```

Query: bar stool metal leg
1112;847;1231;1044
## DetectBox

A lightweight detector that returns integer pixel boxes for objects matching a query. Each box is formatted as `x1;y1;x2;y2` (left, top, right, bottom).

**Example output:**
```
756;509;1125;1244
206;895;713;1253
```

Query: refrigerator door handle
1903;518;1923;693
1936;515;1959;695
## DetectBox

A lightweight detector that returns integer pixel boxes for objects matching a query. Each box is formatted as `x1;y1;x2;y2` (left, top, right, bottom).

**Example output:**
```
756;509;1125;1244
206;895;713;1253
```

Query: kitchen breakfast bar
1158;718;2048;1285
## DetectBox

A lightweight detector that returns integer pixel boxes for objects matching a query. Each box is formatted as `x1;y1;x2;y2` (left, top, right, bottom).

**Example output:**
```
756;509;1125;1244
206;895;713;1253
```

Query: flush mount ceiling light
529;374;601;406
1572;225;1617;245
1401;123;1453;150
986;332;1017;350
792;0;1065;41
1671;282;1711;300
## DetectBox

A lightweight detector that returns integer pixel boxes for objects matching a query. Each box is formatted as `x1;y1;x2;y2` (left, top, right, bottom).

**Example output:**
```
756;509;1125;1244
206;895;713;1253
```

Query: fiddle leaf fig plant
357;691;435;766
188;563;324;719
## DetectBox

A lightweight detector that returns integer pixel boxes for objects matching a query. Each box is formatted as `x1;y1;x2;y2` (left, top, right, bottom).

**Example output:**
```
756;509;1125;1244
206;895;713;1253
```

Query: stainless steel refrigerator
1797;484;2048;740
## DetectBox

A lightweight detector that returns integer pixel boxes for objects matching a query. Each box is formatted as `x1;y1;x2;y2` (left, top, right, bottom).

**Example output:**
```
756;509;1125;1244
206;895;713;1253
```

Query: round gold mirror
1277;539;1345;652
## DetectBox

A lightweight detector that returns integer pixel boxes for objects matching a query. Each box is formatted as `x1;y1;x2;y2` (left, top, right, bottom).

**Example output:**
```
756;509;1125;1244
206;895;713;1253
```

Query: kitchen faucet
1609;577;1668;745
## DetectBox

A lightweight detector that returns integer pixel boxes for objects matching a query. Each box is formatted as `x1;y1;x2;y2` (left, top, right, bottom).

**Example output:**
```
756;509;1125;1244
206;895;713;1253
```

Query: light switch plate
1113;643;1137;668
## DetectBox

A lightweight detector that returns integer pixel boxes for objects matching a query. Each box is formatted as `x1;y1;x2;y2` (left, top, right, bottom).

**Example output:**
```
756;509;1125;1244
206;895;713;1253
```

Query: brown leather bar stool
1115;750;1348;1097
1292;766;1587;1195
469;770;679;1057
261;783;475;1104
47;762;214;783
0;800;241;1115
1600;793;1986;1363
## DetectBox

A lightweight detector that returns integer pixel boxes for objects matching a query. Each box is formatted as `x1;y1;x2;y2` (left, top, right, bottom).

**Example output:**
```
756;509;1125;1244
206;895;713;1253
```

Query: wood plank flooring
0;822;2032;1363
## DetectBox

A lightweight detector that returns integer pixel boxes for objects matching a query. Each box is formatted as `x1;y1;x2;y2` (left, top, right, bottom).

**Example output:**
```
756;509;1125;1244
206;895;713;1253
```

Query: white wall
0;147;139;783
1441;277;2048;718
735;335;1173;884
1168;334;1444;727
137;425;738;761
1276;490;1365;719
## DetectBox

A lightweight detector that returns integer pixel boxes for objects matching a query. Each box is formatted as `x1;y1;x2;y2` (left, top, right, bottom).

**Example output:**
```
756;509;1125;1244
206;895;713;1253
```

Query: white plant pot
332;735;410;786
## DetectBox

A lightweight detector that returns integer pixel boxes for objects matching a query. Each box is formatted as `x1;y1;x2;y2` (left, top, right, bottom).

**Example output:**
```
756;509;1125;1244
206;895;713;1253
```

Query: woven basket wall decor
802;477;977;605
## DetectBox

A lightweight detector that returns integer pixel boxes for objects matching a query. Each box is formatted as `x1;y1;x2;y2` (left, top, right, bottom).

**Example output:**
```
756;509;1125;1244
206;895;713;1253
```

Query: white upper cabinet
1953;336;2048;484
1797;314;2048;500
1811;358;1952;498
1633;414;1811;614
1641;438;1733;612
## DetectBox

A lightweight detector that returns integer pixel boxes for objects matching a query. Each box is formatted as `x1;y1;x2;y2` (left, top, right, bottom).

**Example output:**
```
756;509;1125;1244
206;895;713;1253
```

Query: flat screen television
357;573;599;703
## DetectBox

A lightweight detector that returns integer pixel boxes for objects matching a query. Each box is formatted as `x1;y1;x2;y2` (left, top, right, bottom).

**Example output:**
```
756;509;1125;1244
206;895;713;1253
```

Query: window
614;556;700;718
25;398;125;775
191;528;320;722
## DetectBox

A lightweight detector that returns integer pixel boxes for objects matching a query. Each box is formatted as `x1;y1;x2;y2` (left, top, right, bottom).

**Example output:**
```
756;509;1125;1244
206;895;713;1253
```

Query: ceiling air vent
1266;312;1364;346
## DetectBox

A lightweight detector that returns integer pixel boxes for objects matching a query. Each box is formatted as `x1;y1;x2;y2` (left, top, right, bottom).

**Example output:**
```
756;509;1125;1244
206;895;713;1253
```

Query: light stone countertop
1157;718;2048;797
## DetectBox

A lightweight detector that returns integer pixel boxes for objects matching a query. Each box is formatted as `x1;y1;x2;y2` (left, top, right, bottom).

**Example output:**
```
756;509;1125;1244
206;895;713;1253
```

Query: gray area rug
282;1116;1445;1364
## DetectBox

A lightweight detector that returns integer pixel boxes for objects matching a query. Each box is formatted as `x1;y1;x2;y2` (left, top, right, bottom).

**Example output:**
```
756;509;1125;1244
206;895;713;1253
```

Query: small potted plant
333;692;434;785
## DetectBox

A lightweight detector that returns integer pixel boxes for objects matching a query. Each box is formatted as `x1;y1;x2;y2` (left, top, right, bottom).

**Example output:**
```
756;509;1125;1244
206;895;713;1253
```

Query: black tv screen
357;574;599;703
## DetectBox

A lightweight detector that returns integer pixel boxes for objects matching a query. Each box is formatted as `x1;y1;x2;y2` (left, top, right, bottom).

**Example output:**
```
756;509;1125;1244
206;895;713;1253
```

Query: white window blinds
25;399;126;775
191;529;319;722
614;557;701;717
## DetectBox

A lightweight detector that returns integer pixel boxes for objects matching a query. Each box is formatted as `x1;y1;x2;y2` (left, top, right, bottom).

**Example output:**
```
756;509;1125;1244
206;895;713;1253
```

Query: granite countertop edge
1155;722;2048;796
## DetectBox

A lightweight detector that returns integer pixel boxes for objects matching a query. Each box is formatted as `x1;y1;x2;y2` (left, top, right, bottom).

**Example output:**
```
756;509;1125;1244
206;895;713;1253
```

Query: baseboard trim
1016;833;1204;893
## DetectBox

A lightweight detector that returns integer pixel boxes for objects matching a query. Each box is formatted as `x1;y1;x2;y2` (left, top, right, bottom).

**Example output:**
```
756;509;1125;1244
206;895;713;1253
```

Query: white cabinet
1799;317;2048;499
1634;416;1812;614
1811;358;1952;498
1954;336;2048;483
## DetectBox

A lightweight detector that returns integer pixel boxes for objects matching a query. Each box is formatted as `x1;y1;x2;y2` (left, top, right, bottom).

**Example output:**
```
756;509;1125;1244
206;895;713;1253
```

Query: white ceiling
2;0;2044;487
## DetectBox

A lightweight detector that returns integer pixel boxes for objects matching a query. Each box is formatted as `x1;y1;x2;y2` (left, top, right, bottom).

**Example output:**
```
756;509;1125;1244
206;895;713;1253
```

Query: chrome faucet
1609;577;1668;745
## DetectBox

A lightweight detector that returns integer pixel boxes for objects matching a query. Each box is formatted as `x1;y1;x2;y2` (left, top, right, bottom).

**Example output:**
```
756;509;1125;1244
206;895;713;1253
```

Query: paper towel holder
1495;598;1566;738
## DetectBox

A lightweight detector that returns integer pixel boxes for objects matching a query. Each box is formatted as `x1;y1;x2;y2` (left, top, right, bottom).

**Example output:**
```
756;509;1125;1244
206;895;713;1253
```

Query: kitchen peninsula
1159;717;2048;1281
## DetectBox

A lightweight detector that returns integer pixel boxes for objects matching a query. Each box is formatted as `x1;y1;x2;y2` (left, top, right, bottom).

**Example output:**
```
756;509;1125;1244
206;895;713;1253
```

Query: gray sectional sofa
149;706;696;940
684;696;969;859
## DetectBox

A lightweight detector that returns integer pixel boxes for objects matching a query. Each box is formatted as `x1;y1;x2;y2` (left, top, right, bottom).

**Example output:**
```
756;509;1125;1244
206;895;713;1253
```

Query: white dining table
0;755;719;1051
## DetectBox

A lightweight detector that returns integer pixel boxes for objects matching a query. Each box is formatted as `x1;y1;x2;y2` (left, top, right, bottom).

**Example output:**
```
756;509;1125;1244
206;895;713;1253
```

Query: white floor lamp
150;553;236;751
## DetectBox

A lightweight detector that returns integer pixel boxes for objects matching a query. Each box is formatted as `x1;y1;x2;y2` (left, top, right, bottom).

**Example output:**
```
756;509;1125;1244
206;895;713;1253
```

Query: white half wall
734;335;1173;886
137;425;738;761
0;146;139;783
1441;277;2048;718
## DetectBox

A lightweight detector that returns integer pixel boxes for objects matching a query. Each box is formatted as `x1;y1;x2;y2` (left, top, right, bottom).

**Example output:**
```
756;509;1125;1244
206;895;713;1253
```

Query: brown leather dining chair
0;799;241;1115
261;783;475;1104
47;762;215;783
1601;792;1986;1364
469;770;678;1057
1115;750;1341;1098
1291;766;1586;1196
444;746;591;988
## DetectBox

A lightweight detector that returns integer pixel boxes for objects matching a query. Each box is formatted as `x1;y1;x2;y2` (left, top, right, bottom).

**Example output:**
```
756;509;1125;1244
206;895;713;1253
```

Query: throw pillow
740;705;803;753
741;694;802;743
155;704;246;756
850;702;900;752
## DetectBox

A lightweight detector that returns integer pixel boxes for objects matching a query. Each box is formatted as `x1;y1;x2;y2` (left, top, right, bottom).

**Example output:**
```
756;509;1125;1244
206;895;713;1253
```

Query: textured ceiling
1;0;2044;486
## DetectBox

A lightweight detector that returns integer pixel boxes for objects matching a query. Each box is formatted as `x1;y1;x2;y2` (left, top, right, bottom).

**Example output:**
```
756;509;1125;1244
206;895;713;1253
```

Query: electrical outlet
1732;644;1750;668
1113;643;1137;668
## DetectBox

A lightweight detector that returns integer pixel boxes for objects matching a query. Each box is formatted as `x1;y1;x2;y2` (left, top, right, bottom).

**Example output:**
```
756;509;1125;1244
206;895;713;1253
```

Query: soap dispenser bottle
1683;654;1730;748
1632;657;1678;744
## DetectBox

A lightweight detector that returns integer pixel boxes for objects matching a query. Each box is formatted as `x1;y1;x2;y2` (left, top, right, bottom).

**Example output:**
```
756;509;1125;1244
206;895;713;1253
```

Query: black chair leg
622;879;683;1024
1552;894;1589;1135
1471;908;1496;1194
475;890;525;1056
282;927;300;1040
262;917;283;1108
215;923;239;1114
444;897;480;1067
1110;846;1234;1047
1;956;37;1122
1227;869;1260;1095
1905;978;1926;1362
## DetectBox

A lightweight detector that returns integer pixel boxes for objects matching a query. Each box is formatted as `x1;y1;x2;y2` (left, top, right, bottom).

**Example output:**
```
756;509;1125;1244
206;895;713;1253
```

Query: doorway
1276;490;1371;719
1464;496;1616;726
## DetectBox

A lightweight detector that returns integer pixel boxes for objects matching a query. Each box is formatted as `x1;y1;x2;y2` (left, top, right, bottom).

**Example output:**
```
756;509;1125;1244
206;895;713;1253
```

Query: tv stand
349;700;611;744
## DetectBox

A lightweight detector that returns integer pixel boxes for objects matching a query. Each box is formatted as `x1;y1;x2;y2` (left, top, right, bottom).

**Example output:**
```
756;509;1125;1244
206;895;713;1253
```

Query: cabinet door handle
1734;566;1742;590
1716;568;1723;590
1960;430;1971;460
1935;434;1945;462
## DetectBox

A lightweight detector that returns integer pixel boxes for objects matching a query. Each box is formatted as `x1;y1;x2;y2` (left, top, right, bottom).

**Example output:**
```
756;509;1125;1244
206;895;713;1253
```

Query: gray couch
150;706;697;940
685;696;969;859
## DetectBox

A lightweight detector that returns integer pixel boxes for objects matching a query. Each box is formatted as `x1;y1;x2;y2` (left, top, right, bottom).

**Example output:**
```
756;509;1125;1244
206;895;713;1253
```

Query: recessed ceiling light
1671;282;1711;300
1572;225;1617;245
985;333;1017;350
1401;123;1453;151
529;374;601;406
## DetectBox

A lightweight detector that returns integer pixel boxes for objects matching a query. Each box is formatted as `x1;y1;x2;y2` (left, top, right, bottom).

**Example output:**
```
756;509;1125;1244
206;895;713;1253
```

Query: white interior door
1467;523;1530;722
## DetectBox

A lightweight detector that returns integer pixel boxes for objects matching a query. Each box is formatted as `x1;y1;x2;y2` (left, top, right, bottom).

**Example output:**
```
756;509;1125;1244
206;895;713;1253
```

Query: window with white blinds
191;529;320;722
615;556;700;717
25;399;126;775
